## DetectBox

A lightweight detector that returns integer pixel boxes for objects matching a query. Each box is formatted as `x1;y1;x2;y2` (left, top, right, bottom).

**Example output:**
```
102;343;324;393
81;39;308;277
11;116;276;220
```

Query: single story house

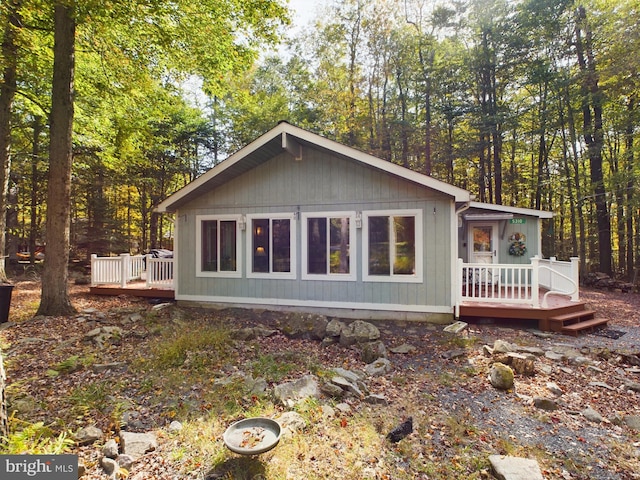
157;122;553;322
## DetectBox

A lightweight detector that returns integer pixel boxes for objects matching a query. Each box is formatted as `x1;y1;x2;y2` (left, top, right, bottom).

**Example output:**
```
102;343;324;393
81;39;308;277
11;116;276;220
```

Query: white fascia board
469;201;554;219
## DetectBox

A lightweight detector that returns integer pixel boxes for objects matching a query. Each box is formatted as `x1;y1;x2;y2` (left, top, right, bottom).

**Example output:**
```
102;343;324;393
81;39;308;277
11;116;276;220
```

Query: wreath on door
508;232;527;256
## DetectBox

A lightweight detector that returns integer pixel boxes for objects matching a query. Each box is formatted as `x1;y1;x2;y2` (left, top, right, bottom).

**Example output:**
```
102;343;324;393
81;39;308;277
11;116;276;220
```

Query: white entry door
469;223;498;264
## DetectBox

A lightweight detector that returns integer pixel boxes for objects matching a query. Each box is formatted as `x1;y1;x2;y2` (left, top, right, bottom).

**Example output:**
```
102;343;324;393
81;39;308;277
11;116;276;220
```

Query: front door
469;223;498;264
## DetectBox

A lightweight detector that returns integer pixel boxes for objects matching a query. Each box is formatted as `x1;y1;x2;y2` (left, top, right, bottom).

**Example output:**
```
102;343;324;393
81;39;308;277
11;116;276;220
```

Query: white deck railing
91;253;174;289
455;256;579;317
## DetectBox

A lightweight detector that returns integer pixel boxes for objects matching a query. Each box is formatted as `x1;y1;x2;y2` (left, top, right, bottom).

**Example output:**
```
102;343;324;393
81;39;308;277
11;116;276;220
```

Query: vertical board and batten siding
176;147;454;316
458;208;542;263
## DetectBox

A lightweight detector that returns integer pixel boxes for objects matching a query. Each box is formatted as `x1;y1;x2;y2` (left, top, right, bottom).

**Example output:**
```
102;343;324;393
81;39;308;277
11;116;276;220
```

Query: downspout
453;201;472;318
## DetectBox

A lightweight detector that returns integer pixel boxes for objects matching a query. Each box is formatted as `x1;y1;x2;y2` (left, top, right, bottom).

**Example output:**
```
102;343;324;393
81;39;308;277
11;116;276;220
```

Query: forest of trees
2;0;639;301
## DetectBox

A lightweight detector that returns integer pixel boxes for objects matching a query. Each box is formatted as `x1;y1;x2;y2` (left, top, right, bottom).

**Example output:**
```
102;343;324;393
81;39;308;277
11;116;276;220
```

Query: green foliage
150;324;232;369
1;420;73;455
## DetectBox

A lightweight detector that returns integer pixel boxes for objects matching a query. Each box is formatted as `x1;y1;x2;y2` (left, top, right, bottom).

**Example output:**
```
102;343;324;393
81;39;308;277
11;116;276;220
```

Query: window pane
252;219;270;273
219;221;237;271
272;219;291;273
201;221;218;271
330;218;350;274
308;218;327;274
393;216;415;274
369;216;390;275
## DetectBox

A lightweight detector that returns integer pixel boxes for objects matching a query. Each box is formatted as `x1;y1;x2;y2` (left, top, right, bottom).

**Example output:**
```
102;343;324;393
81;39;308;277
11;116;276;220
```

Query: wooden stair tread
549;309;596;322
561;317;608;332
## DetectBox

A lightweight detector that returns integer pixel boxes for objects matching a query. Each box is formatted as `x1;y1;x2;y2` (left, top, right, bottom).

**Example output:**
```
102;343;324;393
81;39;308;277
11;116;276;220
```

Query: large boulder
273;375;319;407
278;313;328;341
339;321;380;346
489;363;514;390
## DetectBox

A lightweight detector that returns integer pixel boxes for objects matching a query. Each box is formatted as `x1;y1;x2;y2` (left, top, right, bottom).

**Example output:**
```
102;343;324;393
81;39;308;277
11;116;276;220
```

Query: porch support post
531;255;540;308
570;257;580;302
455;258;463;318
120;253;130;288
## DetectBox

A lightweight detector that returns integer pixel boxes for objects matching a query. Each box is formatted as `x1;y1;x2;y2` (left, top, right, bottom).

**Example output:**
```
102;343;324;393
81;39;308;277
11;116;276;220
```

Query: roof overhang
466;201;554;219
157;122;471;213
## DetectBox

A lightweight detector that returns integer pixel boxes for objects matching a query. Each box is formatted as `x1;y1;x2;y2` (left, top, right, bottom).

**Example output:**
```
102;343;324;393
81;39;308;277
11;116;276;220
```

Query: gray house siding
174;147;455;320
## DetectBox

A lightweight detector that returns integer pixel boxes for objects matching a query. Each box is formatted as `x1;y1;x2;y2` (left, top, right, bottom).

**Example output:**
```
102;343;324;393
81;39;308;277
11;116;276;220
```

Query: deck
459;288;607;335
89;281;175;299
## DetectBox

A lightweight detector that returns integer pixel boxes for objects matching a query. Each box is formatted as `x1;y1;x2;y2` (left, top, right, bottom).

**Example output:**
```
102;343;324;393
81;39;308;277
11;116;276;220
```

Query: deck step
548;309;597;333
560;317;609;336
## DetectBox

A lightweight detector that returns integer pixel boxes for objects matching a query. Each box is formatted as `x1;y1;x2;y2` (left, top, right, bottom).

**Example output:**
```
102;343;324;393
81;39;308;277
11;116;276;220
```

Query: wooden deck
459;290;607;335
89;281;175;299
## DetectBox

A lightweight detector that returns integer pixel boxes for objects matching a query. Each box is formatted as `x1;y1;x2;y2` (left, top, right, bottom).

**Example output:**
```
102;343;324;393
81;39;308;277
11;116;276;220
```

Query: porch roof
467;201;554;219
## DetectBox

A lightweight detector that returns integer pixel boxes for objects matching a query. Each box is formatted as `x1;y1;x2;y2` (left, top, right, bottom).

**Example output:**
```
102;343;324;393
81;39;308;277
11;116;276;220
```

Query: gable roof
157;122;471;213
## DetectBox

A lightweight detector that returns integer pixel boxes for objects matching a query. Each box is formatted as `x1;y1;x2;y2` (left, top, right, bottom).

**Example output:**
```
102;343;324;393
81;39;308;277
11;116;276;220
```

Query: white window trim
301;211;357;281
362;209;423;283
246;213;297;280
196;214;242;278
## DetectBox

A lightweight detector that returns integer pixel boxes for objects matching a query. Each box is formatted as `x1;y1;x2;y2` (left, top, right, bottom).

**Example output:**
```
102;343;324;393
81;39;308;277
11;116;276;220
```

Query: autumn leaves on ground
2;278;640;479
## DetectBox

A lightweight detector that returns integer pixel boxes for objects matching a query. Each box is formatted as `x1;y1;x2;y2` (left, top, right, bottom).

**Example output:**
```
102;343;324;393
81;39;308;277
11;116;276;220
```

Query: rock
533;397;559;411
364;358;392;376
443;321;468;334
545;351;565;362
546;382;563;396
489;455;544;480
442;348;467;360
582;406;603;423
364;394;388;405
624;380;640;393
319;380;345;398
230;327;257;341
388;343;416;354
102;439;119;459
589;381;615;391
515;345;545;357
482;345;494;357
359;340;387;364
168;421;183;433
335;403;351;414
115;454;135;471
493;340;514;354
325;319;346;338
278;411;306;435
76;425;103;446
101;457;118;477
278;313;328;340
623;415;640;430
339;320;380;346
507;353;535;376
120;431;157;458
92;362;127;373
538;364;553;375
246;376;268;395
489;363;514;390
273;375;319;407
331;376;364;398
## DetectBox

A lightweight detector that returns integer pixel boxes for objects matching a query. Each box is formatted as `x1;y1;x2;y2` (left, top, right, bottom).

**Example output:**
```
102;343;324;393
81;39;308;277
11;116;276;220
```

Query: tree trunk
0;1;22;283
575;6;612;275
37;1;76;316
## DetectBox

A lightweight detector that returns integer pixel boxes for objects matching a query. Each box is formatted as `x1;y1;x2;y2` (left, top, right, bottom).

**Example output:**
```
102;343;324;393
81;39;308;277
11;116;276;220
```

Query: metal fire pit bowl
222;417;281;455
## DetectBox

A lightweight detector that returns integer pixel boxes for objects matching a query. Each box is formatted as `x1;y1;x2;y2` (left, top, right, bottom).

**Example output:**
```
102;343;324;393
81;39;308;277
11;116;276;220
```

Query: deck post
90;254;97;286
146;254;152;288
120;254;130;288
531;255;540;308
570;257;580;301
